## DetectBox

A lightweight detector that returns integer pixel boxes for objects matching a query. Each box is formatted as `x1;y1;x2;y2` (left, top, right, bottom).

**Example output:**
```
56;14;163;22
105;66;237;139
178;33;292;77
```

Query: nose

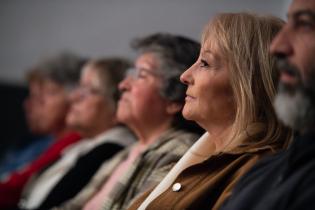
118;76;132;92
270;26;293;59
180;64;194;85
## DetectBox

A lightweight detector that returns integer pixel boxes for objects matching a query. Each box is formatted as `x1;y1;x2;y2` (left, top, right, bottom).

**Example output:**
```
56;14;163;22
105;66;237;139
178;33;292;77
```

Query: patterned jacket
54;129;199;210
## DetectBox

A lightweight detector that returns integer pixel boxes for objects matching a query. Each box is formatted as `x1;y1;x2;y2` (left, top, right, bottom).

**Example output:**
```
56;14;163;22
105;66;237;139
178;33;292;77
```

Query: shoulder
143;132;200;168
231;151;285;190
159;130;200;153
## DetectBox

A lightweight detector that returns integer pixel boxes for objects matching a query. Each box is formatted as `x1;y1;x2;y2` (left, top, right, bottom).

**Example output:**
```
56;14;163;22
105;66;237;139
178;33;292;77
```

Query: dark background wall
0;83;36;157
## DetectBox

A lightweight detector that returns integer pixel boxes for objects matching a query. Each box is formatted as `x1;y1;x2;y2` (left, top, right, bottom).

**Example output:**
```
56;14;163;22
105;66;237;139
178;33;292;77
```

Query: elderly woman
0;52;85;210
55;33;203;210
128;13;292;210
18;58;135;210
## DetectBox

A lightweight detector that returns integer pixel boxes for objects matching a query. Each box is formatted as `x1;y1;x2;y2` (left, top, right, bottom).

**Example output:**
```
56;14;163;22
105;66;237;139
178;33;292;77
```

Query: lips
185;93;196;101
276;59;301;86
118;94;130;105
280;70;298;85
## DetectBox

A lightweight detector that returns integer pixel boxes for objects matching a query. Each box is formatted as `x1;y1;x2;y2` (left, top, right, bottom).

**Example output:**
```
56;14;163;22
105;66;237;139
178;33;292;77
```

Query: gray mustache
276;59;300;79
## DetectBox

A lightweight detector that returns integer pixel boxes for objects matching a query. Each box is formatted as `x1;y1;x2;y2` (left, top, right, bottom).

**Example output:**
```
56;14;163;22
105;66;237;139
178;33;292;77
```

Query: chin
182;109;195;121
66;116;76;126
274;89;315;131
117;113;129;124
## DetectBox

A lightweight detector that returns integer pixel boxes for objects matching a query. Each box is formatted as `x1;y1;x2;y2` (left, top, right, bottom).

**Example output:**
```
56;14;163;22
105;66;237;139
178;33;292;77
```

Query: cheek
89;101;109;121
205;89;234;123
45;98;69;121
88;100;107;119
301;54;315;77
133;87;162;109
184;92;212;120
75;100;94;115
186;80;233;119
296;40;315;76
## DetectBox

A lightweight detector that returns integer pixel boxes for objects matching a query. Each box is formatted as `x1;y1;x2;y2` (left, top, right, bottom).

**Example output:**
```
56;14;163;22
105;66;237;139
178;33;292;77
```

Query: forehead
201;34;222;59
289;0;315;16
42;79;60;87
82;64;97;77
202;37;219;51
135;52;159;70
81;65;100;85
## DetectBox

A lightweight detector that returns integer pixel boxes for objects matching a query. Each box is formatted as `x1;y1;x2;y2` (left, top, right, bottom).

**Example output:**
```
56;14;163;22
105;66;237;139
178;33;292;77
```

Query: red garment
0;132;81;210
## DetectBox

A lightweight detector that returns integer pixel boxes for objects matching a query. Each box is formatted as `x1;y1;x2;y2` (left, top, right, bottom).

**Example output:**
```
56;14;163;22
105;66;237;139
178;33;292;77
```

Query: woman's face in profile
180;36;235;130
117;52;170;129
39;79;69;134
67;65;115;137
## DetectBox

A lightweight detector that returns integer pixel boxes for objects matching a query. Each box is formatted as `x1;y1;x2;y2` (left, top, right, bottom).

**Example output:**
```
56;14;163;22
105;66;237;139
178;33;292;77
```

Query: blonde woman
128;13;292;210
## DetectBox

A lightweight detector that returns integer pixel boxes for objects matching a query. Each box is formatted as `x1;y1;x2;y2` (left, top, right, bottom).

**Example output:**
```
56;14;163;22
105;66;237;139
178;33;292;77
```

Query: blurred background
0;0;290;84
0;0;290;154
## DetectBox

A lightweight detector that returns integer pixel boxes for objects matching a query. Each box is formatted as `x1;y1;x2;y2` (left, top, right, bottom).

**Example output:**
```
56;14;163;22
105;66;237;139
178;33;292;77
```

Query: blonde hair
202;13;291;149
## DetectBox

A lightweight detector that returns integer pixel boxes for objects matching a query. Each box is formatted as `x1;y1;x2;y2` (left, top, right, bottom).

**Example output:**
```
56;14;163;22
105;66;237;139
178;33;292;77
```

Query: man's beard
274;59;315;132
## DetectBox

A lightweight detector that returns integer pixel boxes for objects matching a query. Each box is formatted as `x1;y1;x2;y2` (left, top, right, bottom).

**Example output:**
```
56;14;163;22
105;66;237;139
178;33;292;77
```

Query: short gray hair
131;33;200;102
36;51;87;89
87;57;131;107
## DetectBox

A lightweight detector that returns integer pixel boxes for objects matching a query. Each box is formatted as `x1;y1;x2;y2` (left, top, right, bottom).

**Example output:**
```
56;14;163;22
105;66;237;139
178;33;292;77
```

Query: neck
84;119;117;139
131;119;172;147
53;128;72;139
205;124;233;153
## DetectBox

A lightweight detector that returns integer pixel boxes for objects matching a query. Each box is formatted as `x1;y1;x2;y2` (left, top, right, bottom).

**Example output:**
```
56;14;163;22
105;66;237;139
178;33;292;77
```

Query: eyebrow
132;67;161;77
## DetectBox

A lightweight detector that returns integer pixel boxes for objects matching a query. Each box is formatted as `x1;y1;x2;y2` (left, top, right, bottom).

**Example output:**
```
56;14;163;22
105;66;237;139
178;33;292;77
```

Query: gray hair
36;51;88;89
131;33;203;134
87;57;132;107
131;33;200;102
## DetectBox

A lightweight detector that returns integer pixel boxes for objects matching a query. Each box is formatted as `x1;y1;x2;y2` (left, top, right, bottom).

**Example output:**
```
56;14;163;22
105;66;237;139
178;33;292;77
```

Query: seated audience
55;33;203;210
128;13;292;210
18;57;136;210
219;0;315;209
0;52;86;210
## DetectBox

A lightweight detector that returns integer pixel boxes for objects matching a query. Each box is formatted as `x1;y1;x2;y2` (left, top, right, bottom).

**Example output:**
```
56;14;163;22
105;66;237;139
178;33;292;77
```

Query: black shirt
19;142;124;210
220;132;315;210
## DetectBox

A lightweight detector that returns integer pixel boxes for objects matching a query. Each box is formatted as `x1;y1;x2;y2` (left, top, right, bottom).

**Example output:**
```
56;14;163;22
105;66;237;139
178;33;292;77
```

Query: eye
137;70;148;79
200;59;209;68
296;20;315;30
293;15;315;31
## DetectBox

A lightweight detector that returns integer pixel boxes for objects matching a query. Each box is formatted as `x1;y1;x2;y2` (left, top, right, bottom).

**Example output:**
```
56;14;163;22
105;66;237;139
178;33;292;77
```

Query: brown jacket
128;137;286;210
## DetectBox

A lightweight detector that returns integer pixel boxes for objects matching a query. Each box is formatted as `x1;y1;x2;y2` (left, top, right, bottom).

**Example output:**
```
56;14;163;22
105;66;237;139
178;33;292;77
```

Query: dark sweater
220;132;315;210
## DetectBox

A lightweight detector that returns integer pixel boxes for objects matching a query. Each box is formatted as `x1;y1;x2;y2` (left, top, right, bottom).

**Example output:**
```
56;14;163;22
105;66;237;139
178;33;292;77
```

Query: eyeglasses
125;67;161;80
74;85;105;99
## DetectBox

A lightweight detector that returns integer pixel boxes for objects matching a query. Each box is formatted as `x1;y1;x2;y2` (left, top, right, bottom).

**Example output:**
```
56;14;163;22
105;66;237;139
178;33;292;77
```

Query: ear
166;102;183;115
